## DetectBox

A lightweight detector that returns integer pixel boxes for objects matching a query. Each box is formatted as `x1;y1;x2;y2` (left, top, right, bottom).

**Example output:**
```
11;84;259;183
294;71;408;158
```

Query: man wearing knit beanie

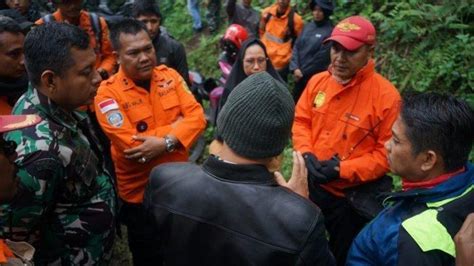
144;72;335;265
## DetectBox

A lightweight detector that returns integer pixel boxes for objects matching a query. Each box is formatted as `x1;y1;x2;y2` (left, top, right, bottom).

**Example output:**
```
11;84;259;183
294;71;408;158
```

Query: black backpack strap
42;14;54;23
265;12;272;24
285;8;297;45
260;12;272;32
89;12;102;53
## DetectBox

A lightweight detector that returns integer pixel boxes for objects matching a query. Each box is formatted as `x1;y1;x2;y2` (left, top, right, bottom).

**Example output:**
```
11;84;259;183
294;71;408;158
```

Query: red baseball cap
324;16;376;51
0;115;41;133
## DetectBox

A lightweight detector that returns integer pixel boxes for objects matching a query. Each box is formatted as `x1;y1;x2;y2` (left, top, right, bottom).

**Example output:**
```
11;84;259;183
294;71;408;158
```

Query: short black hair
401;92;474;172
24;22;89;86
0;15;22;35
109;18;149;51
131;0;161;18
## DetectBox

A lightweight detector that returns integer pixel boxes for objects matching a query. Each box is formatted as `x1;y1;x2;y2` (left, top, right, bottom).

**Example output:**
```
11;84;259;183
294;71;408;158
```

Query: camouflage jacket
0;88;117;265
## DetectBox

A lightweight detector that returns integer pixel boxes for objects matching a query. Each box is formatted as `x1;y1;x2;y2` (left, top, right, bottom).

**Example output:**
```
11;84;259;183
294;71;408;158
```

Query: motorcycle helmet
220;24;249;64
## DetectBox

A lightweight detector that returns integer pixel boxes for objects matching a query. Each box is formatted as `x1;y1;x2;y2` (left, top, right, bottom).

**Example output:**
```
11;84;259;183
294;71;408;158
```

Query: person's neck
402;165;464;191
332;60;370;85
35;86;73;112
314;18;328;26
153;29;161;41
134;79;151;91
218;143;270;166
276;7;288;17
332;75;352;85
61;12;80;25
410;166;448;183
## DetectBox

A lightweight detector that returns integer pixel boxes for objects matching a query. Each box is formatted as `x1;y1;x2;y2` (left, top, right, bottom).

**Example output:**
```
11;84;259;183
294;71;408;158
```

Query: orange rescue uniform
35;10;116;75
0;240;14;264
292;59;401;196
259;4;303;70
95;66;206;203
0;97;12;115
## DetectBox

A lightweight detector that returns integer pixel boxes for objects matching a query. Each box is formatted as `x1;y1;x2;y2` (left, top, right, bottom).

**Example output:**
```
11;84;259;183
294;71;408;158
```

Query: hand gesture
455;213;474;266
294;69;303;81
123;135;166;163
274;151;309;198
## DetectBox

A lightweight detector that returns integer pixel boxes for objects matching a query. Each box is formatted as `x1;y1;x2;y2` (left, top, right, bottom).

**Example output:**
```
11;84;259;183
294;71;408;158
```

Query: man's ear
40;70;56;95
420;150;438;172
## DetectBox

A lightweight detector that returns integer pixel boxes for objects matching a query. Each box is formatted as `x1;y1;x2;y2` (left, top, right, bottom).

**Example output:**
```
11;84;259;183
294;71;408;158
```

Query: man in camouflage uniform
0;22;116;265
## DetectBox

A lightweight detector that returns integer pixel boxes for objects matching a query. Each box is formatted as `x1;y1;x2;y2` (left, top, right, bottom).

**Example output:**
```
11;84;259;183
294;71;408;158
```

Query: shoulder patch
106;110;124;128
98;99;119;114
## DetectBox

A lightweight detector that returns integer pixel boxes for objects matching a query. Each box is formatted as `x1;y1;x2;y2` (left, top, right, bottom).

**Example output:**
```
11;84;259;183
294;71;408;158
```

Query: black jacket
289;20;332;77
153;31;191;85
144;156;335;266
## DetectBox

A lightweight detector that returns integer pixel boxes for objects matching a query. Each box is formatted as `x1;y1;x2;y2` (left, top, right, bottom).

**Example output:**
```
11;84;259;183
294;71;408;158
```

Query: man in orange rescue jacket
259;0;303;81
35;0;116;79
94;19;206;266
292;16;401;266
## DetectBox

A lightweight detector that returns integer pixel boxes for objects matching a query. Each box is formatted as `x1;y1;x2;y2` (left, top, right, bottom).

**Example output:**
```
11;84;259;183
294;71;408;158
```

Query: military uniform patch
106;111;124;127
314;91;326;108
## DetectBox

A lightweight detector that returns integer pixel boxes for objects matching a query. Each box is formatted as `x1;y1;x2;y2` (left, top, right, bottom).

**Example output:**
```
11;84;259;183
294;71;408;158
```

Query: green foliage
280;143;294;180
332;1;473;99
161;1;194;41
187;34;223;78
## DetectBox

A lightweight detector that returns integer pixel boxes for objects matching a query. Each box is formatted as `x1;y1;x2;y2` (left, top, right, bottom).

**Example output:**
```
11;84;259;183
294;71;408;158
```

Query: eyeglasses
0;139;17;159
243;57;267;66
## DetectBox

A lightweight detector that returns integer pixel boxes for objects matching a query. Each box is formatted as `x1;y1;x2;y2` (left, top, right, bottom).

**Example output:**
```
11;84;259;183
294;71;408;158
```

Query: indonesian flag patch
98;99;119;114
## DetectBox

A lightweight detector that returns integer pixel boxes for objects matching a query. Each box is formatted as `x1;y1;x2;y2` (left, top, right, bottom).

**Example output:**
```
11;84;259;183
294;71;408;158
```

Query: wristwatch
164;136;176;153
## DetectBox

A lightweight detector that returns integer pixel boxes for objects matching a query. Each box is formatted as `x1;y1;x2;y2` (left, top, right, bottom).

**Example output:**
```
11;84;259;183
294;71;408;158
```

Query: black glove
303;152;327;184
319;157;340;181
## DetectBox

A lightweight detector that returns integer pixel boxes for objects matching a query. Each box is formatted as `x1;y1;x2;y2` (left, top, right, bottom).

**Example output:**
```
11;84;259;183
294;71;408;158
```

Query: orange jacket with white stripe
259;4;303;70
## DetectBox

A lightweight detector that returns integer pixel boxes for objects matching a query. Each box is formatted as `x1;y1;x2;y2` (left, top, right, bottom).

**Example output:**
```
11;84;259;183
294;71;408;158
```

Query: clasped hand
303;152;340;184
124;135;166;163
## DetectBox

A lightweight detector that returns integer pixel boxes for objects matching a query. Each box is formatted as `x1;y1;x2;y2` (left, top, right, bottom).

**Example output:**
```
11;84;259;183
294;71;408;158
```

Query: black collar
203;155;278;186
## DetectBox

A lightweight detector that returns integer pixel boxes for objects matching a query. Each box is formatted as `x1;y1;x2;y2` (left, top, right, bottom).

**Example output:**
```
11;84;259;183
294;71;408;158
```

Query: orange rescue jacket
0;97;12;115
259;4;303;70
36;10;116;75
0;240;14;264
95;66;206;203
292;60;401;196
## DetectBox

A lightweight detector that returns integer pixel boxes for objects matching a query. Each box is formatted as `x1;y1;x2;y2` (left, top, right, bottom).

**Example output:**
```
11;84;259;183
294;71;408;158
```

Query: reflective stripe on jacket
259;4;303;70
347;164;474;265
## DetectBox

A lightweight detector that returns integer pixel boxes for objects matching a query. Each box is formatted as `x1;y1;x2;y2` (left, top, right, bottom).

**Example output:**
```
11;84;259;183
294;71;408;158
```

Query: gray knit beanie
217;72;295;159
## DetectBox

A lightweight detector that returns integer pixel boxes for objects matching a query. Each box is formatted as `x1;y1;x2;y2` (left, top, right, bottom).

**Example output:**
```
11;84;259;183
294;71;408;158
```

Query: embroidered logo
314;91;326;108
106;111;124;128
337;22;361;32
